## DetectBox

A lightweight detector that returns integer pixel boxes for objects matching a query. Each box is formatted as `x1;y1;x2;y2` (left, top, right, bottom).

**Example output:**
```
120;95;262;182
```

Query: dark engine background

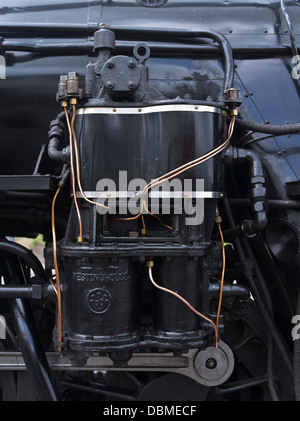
0;0;300;403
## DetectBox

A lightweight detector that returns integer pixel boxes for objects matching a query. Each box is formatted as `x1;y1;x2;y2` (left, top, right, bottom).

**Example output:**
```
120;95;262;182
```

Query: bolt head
206;358;217;369
128;59;136;68
105;81;114;89
128;81;136;90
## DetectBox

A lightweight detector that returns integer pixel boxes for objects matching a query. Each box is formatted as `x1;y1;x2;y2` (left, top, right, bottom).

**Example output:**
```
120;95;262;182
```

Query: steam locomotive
0;0;299;401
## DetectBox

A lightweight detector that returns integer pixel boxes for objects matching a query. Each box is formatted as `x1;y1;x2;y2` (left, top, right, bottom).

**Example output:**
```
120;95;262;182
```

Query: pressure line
112;116;235;230
70;104;109;213
147;262;219;348
215;206;226;338
64;106;83;240
143;118;234;348
146;204;226;349
51;186;62;352
143;116;235;196
62;105;109;241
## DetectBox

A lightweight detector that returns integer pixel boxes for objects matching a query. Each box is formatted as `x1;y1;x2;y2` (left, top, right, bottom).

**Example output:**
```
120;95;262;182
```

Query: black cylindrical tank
151;256;211;348
76;104;225;193
59;256;140;361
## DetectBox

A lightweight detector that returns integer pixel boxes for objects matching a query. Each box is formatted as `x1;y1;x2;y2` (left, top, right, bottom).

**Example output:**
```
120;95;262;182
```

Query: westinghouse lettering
74;272;130;283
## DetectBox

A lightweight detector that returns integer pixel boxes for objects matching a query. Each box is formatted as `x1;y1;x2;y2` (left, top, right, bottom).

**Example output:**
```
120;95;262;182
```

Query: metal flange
193;340;234;386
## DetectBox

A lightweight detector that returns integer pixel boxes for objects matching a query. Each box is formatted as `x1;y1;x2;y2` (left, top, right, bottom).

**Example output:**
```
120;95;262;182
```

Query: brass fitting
146;260;154;267
215;215;222;224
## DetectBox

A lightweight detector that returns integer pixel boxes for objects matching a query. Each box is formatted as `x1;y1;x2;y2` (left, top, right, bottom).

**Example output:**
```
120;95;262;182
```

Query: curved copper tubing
143;116;235;195
51;186;62;352
70;104;109;211
64;106;83;238
216;215;226;345
148;265;219;348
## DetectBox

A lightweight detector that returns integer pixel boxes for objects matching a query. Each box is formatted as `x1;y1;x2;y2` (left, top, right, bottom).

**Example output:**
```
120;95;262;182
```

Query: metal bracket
0;341;234;387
